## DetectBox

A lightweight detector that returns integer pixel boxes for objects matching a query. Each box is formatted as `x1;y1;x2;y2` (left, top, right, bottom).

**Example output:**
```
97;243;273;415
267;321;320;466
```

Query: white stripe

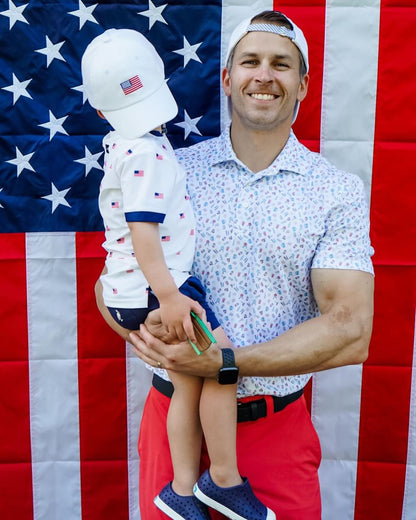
27;232;82;520
320;0;380;200
126;343;153;520
315;2;380;519
402;311;416;519
220;0;273;129
312;366;363;520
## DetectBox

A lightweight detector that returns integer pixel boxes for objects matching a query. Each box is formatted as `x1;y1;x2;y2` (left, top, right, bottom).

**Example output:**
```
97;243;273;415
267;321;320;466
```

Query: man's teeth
251;93;275;100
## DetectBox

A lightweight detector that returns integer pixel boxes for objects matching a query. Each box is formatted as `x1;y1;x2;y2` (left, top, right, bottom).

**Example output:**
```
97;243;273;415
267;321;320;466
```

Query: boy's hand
159;292;203;342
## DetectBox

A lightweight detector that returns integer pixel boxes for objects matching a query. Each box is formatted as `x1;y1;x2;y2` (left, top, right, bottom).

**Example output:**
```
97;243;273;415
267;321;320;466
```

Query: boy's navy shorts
107;276;220;331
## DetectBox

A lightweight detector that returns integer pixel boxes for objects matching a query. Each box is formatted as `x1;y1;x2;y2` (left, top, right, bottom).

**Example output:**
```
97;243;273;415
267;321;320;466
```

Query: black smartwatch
218;348;239;385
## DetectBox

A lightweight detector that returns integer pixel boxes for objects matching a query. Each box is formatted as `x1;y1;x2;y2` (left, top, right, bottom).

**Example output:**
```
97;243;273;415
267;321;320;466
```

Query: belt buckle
249;399;261;421
237;398;266;422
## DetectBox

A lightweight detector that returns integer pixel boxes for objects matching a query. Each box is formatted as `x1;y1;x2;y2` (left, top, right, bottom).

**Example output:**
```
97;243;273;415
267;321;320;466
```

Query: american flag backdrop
0;1;415;519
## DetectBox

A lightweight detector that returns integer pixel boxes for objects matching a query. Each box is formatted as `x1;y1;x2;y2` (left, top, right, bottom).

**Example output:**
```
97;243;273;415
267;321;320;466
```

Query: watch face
218;367;239;385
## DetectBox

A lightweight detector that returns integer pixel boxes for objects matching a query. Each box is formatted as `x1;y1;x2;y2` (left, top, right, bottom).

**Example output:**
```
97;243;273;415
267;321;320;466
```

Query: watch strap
221;348;236;368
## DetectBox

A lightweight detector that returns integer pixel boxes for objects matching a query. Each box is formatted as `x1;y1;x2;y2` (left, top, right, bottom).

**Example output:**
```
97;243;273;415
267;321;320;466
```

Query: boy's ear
97;110;106;120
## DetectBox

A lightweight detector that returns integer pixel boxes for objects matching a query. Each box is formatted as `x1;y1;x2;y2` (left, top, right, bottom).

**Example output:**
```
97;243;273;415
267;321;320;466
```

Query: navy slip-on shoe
154;482;212;520
193;470;276;520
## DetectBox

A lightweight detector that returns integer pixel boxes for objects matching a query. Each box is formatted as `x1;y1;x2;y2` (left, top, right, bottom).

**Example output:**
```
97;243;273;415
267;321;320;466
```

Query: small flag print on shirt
154;192;164;199
120;75;143;95
134;170;144;177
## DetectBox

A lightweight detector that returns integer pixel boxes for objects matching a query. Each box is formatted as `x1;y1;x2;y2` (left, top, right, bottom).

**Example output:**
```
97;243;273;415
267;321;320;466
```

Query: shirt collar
211;124;311;177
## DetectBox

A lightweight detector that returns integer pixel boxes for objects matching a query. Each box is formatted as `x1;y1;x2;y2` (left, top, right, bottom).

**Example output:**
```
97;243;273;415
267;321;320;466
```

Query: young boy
81;29;275;520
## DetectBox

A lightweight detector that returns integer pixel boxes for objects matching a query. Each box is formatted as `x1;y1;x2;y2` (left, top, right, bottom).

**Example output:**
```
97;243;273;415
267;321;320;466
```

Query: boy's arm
128;221;201;340
129;221;177;300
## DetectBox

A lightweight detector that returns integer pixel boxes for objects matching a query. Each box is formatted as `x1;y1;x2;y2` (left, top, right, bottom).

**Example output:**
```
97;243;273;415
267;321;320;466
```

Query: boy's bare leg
167;370;204;495
199;326;242;487
199;377;243;487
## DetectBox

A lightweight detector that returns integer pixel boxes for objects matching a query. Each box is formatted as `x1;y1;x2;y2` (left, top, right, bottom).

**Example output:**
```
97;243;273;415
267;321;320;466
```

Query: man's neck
229;119;291;173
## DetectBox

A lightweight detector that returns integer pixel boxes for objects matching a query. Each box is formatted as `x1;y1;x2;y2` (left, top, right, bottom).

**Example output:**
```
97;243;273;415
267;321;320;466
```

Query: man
97;10;374;520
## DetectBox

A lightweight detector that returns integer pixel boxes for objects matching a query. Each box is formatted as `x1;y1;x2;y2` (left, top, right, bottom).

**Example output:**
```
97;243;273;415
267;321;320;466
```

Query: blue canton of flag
0;0;221;234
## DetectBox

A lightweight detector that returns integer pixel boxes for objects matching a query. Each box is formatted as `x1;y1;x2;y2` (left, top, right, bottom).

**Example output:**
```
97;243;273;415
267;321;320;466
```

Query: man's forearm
235;310;372;378
131;307;372;380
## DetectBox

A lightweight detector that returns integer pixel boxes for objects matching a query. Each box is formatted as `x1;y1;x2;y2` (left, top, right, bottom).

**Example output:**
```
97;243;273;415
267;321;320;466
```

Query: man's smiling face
223;30;308;131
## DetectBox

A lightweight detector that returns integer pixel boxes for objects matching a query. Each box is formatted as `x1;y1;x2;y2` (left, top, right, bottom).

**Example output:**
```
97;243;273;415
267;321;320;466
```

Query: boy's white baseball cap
81;29;177;140
225;13;309;122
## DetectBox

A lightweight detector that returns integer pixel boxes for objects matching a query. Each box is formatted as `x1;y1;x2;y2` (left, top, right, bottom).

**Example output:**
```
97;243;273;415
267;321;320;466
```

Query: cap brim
102;81;178;140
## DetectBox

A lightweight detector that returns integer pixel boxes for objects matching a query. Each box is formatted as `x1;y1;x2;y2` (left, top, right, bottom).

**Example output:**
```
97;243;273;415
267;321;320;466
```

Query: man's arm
235;268;374;376
129;268;374;378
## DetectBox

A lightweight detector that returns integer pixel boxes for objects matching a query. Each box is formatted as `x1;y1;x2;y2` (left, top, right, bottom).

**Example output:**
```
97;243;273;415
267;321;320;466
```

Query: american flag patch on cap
120;75;143;95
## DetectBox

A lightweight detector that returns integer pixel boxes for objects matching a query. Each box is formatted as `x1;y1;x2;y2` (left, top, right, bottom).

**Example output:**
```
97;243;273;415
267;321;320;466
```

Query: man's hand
129;324;222;379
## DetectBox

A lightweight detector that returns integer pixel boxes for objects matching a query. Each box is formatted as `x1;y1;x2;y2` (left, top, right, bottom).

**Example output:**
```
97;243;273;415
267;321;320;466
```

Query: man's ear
297;73;309;103
97;110;106;120
222;67;231;98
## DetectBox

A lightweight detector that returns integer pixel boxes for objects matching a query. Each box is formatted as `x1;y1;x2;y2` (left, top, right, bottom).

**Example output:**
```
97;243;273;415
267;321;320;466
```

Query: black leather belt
152;374;303;423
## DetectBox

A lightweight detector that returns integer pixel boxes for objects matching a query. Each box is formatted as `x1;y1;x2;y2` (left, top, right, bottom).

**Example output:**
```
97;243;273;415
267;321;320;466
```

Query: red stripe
369;3;416;266
355;3;416;518
76;232;130;519
274;0;326;152
0;234;33;520
356;267;415;519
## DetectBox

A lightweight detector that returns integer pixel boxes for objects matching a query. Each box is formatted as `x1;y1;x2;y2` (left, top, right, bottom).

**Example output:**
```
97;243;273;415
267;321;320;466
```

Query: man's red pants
138;387;321;519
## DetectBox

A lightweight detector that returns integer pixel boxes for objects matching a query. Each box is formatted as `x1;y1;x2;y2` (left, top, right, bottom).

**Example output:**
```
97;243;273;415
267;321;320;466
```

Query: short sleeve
118;142;176;223
312;176;374;274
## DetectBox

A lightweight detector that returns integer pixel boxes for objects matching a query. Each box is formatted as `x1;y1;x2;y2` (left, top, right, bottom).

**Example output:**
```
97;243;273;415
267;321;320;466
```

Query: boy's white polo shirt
99;130;195;308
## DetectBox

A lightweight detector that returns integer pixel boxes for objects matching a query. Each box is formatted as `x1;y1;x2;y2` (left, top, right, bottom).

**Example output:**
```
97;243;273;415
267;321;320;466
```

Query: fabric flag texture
0;1;415;520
